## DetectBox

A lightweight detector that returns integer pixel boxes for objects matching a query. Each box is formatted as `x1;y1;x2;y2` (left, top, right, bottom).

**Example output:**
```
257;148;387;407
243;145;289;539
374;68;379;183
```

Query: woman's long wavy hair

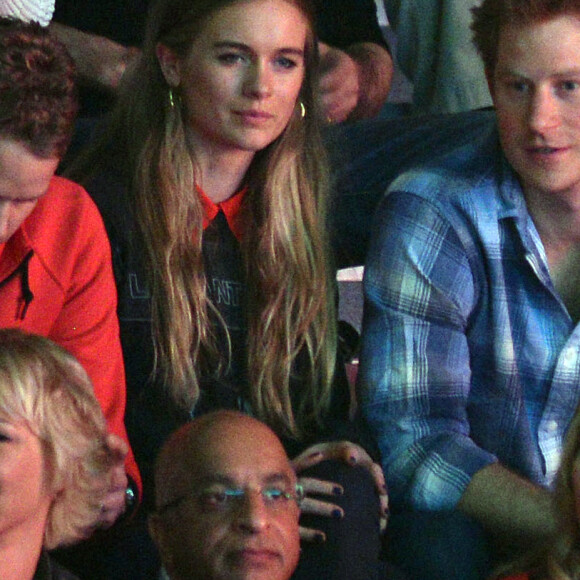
71;0;336;439
492;406;580;580
542;405;580;579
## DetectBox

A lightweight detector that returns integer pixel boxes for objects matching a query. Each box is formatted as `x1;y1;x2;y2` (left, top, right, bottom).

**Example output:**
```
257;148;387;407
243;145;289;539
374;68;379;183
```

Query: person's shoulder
31;175;105;231
45;174;91;198
387;111;502;207
33;552;80;580
21;175;109;263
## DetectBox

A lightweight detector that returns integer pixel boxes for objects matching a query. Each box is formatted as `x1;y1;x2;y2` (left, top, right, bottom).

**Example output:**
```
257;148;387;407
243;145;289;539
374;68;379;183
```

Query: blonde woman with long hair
68;0;388;577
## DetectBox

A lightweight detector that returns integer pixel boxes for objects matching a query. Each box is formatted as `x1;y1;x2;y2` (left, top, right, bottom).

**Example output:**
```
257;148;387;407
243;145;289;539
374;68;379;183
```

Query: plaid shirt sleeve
358;188;497;511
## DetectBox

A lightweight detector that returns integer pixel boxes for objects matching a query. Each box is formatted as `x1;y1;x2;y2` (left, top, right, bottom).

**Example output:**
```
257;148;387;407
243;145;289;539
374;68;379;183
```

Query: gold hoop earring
299;101;306;118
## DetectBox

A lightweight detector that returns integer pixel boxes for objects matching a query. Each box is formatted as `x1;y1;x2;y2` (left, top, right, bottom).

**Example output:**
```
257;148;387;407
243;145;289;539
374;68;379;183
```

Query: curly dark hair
0;17;77;158
472;0;580;73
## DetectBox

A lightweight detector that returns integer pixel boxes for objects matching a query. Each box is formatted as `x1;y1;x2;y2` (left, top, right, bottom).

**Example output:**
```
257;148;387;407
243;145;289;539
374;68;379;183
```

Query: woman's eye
218;53;246;65
274;57;298;70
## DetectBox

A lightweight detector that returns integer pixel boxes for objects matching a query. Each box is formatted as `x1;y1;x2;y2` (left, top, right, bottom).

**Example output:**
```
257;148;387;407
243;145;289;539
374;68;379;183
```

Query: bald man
149;411;302;580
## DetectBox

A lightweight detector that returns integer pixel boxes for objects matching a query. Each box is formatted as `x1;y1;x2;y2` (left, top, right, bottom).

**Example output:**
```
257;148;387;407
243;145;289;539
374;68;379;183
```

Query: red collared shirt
198;185;247;241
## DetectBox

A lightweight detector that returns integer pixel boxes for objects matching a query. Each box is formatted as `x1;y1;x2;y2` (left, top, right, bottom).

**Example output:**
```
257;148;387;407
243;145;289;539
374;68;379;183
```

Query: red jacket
0;175;141;494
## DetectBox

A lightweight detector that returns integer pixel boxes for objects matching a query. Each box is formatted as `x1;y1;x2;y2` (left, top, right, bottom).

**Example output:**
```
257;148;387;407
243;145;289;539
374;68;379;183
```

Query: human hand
49;23;140;93
292;441;389;541
318;42;360;124
95;43;141;91
96;433;129;529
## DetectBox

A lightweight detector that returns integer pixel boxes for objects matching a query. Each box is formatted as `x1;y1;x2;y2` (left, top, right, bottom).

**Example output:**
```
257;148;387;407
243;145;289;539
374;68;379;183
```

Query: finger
300;496;344;519
293;441;378;473
379;488;389;514
293;441;355;472
319;85;357;121
299;526;326;543
367;461;388;497
105;434;129;491
320;97;338;124
298;476;343;497
97;489;126;528
380;514;388;534
319;72;342;95
326;90;358;122
109;464;129;491
106;433;129;459
339;442;375;466
379;492;389;524
292;446;327;472
351;458;389;518
331;441;367;465
317;41;331;59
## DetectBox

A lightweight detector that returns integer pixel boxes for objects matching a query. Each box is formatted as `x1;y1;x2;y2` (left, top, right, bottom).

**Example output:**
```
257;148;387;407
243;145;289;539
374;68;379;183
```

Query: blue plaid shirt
358;117;580;511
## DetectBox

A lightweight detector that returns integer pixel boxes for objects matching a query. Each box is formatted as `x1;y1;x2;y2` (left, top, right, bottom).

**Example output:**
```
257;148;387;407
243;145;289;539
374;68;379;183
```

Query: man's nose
234;490;270;533
528;86;560;133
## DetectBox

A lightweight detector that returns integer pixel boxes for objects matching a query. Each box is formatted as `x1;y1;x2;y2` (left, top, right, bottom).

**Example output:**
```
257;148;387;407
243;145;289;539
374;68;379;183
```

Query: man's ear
149;514;176;576
148;513;163;547
156;42;181;87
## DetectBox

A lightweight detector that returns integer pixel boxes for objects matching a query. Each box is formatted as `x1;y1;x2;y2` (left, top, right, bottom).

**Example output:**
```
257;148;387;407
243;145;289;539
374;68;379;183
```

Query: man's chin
221;549;287;580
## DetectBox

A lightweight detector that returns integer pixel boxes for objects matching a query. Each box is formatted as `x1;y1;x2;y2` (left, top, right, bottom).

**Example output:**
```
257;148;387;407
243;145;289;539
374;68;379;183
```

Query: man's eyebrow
261;472;294;486
213;41;251;51
192;474;237;487
192;472;294;487
553;68;580;78
497;66;580;78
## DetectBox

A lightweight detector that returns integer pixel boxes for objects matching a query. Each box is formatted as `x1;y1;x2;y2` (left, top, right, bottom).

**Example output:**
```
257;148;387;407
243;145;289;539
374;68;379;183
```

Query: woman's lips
234;110;274;125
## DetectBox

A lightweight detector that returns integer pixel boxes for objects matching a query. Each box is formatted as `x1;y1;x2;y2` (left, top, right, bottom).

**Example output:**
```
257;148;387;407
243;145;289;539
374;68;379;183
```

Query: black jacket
34;552;79;580
87;167;377;511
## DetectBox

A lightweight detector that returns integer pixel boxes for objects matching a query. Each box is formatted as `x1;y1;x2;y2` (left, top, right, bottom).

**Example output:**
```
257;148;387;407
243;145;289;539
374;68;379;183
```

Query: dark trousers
384;510;493;580
292;460;391;580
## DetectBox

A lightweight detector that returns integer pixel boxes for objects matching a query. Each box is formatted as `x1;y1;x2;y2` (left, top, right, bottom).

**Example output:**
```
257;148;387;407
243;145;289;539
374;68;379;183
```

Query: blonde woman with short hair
0;328;117;580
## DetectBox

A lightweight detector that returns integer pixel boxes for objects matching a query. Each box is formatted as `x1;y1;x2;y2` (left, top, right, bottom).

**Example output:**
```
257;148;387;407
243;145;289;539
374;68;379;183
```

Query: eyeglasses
158;484;304;515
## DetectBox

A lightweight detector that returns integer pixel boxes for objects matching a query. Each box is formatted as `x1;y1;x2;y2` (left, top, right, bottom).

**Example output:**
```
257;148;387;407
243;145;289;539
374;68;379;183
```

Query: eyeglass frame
156;483;305;515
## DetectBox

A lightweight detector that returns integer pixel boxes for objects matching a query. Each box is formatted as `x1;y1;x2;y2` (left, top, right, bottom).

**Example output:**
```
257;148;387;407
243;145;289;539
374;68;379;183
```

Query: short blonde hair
0;329;115;549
